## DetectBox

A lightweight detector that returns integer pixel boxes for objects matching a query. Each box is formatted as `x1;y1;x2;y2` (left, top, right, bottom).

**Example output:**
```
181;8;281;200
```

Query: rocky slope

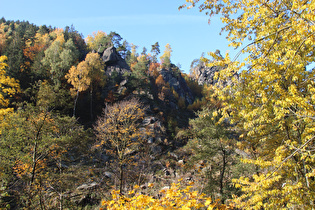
191;62;238;86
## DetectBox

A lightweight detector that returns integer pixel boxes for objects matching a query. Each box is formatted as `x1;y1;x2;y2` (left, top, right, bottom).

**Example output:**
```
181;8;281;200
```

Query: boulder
142;116;157;126
192;63;238;86
76;182;99;191
71;182;100;206
104;171;114;179
101;46;130;76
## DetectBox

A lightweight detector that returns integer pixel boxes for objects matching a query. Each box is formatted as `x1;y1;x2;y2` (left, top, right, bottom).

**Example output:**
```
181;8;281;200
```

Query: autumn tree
0;56;20;207
22;43;45;75
94;98;151;194
0;22;8;55
41;29;80;86
160;43;172;69
182;0;315;208
148;62;160;77
2;20;39;84
86;31;112;53
0;55;20;126
65;52;105;117
154;74;172;102
0;103;89;209
127;43;138;68
25;29;52;82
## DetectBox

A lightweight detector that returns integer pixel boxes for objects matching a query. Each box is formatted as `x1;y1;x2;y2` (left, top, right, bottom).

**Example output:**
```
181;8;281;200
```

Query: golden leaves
101;182;228;210
85;31;107;51
0;56;20;132
182;0;315;208
65;52;104;94
0;55;20;100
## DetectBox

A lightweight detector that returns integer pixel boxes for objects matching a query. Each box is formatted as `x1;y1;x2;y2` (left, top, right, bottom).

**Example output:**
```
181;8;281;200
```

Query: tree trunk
30;142;37;186
73;89;79;117
219;148;226;202
90;86;93;120
119;163;124;194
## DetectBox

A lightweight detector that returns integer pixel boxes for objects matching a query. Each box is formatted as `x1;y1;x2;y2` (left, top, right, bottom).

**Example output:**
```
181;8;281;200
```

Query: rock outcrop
192;63;238;87
159;66;194;105
101;46;130;76
192;64;223;86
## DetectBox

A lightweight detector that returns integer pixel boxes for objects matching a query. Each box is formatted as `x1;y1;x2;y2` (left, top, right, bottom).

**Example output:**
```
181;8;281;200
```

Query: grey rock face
101;46;130;76
192;63;238;87
193;64;223;86
159;67;194;105
76;182;99;191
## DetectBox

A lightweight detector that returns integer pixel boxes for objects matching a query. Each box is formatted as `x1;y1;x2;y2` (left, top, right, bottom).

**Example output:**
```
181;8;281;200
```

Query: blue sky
0;0;236;73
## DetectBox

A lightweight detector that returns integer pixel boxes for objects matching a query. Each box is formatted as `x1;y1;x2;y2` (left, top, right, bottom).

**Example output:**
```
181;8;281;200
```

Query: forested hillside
0;17;219;209
1;0;315;207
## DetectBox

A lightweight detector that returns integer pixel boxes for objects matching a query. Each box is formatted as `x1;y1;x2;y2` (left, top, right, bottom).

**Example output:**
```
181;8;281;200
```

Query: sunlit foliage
94;98;152;193
182;0;315;208
0;55;20;128
101;181;229;210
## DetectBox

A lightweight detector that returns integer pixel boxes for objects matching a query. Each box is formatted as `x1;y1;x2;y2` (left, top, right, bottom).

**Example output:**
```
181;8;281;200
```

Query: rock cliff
191;63;238;87
159;66;194;105
192;63;223;86
101;46;130;76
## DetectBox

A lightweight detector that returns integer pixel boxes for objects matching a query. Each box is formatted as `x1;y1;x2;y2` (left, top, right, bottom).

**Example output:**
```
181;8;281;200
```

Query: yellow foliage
101;182;229;210
155;75;166;87
13;159;47;178
0;55;20;132
94;98;153;193
45;28;65;47
34;32;51;46
160;43;172;62
66;52;104;95
182;0;315;208
85;30;107;51
0;23;8;54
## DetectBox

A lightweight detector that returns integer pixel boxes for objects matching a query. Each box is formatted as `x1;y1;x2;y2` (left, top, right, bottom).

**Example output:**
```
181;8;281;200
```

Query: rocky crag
191;62;238;87
102;46;130;76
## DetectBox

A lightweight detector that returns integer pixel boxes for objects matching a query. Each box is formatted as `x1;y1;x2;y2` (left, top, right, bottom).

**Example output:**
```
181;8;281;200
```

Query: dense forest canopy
0;17;214;209
1;0;315;206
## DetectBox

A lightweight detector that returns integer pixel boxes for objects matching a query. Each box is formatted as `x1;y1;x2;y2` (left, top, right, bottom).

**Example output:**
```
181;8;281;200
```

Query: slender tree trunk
119;163;124;194
31;142;37;186
90;86;93;120
73;89;79;117
219;148;226;201
30;112;48;185
27;141;37;209
59;157;63;210
59;193;63;210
